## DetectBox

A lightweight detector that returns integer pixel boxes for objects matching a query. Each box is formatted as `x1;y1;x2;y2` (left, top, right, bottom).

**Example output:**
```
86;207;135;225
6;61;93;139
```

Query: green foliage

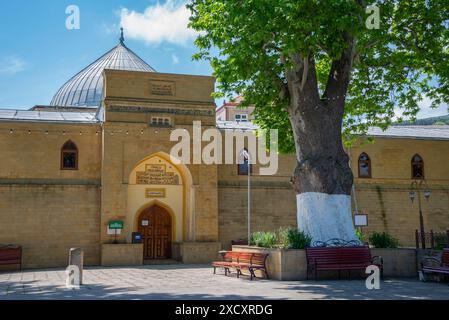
434;233;448;250
277;227;312;249
250;227;311;249
250;231;277;248
188;0;449;151
355;229;365;243
369;232;399;248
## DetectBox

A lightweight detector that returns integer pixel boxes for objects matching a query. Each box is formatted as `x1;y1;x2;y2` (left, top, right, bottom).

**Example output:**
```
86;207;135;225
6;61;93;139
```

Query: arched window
411;154;424;179
61;140;78;170
358;152;371;178
238;149;252;176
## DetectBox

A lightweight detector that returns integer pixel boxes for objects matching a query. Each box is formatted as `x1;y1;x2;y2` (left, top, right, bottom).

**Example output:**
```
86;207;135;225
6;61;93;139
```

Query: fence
415;230;449;249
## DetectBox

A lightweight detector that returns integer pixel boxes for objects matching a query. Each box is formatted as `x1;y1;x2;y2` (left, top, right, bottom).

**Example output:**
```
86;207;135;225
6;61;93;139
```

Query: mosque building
0;32;448;269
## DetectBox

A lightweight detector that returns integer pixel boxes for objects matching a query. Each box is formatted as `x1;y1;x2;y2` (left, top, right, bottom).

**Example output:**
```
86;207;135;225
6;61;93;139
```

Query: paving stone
0;265;448;300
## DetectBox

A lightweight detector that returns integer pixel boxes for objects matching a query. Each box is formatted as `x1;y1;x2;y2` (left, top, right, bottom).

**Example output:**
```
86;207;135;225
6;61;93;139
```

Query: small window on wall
411;154;424;179
238;149;252;175
61;140;78;170
235;114;248;122
358;153;371;178
151;117;171;127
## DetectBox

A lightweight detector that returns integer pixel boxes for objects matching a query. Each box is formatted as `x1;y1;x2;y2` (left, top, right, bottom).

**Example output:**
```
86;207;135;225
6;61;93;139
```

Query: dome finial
120;27;125;44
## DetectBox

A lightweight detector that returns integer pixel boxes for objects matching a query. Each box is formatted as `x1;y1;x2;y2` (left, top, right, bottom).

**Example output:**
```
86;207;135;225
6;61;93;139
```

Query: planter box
101;244;143;266
233;246;421;280
232;246;307;280
371;248;417;278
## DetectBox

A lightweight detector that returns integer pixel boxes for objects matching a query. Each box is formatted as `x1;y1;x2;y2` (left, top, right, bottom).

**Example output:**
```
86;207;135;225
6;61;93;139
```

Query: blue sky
0;0;447;118
0;0;214;109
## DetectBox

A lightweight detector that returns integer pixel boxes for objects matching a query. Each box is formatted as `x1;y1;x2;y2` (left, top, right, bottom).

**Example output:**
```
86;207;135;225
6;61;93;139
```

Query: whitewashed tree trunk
285;52;357;245
296;192;358;244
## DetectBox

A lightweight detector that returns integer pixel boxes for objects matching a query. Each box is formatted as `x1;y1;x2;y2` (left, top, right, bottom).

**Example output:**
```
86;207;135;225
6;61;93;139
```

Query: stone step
143;259;181;265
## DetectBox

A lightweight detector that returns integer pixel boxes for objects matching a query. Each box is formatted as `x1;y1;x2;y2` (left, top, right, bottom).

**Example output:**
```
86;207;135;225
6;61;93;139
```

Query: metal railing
415;230;449;249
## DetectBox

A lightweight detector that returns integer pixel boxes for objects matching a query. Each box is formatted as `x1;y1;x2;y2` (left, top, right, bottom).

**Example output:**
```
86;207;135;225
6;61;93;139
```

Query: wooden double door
138;205;172;259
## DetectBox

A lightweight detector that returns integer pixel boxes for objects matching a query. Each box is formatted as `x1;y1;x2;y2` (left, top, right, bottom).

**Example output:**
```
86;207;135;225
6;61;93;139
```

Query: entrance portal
138;205;172;259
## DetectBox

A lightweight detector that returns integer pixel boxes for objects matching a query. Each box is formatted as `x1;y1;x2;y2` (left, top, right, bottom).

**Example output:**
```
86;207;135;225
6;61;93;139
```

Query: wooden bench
0;245;22;270
212;251;269;280
306;246;383;280
421;249;449;280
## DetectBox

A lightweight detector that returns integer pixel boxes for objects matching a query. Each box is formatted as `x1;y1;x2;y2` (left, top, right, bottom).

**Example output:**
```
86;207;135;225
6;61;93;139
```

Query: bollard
68;247;83;285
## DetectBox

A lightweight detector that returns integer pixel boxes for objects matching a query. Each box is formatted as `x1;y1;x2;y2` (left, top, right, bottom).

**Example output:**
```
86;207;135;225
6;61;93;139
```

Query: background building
0;37;448;269
216;96;255;122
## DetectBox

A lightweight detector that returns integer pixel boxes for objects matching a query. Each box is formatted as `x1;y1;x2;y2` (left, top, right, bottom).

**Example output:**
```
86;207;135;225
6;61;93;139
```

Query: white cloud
394;95;448;120
119;1;197;46
416;96;448;119
171;53;179;64
0;56;26;75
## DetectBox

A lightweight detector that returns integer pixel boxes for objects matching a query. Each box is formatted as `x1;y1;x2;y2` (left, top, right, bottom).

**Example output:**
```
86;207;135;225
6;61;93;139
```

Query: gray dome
50;35;155;108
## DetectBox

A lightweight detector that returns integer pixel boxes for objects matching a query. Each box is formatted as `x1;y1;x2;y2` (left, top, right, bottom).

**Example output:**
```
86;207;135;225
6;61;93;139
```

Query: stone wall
218;137;449;248
351;138;449;247
101;244;143;266
218;183;297;249
177;242;222;264
0;122;102;268
0;122;102;181
0;185;100;268
217;153;297;249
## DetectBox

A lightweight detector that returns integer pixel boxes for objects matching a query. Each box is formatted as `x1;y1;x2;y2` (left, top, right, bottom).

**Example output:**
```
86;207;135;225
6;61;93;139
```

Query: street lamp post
409;180;431;249
241;150;251;245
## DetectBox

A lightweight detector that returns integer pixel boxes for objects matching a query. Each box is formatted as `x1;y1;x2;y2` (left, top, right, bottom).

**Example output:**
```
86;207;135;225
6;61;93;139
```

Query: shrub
369;232;399;248
434;233;448;250
277;227;311;249
355;229;365;243
250;231;277;248
250;227;311;249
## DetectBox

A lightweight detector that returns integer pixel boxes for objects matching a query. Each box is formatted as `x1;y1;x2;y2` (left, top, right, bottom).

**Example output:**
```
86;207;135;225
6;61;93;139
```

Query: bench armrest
372;255;383;266
421;257;441;268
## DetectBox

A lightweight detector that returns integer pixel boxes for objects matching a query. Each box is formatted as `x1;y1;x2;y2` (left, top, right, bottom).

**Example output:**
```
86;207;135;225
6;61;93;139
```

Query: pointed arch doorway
138;205;172;259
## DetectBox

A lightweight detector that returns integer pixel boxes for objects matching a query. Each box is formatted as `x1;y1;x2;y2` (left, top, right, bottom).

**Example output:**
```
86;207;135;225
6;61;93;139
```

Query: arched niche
126;152;194;243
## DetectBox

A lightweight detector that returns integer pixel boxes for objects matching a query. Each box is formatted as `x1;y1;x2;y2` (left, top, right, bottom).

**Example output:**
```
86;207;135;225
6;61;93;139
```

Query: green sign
108;220;124;230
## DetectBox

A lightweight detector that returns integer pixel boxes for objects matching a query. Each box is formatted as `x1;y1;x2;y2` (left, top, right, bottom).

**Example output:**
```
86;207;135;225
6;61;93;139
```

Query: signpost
108;220;124;244
354;213;368;243
354;214;368;227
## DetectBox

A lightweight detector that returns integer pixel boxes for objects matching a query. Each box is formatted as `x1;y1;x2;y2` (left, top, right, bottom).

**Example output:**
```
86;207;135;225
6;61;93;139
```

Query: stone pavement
0;265;447;300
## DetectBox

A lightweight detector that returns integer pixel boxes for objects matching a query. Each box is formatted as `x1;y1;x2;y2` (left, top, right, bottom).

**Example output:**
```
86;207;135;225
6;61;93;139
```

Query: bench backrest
442;249;449;267
306;246;372;265
251;253;269;267
0;247;22;261
223;251;240;262
225;252;269;267
237;252;253;265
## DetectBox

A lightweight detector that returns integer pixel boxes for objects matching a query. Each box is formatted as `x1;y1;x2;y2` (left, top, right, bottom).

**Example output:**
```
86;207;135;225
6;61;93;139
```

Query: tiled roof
0;109;99;123
216;120;259;130
366;126;449;140
217;121;449;140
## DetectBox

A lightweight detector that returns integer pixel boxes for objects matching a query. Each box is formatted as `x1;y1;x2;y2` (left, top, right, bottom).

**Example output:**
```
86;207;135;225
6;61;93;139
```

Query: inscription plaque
145;188;166;198
150;80;176;96
136;164;180;185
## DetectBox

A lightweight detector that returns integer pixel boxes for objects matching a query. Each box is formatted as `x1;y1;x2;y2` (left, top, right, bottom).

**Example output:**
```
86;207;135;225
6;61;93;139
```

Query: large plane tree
188;0;449;242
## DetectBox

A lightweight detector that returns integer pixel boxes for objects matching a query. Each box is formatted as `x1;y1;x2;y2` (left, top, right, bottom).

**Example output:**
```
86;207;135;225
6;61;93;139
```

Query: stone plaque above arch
129;155;183;186
136;164;180;185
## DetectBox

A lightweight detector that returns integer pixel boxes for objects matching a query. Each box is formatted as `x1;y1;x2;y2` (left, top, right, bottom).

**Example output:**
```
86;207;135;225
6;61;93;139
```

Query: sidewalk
0;264;447;300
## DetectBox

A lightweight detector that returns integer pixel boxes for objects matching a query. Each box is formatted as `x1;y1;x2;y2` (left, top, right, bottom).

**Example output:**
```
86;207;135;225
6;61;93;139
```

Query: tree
188;0;449;242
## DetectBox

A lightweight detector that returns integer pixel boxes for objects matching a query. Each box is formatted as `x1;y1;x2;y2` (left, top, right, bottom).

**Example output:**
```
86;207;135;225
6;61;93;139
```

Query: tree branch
285;53;320;110
323;34;357;104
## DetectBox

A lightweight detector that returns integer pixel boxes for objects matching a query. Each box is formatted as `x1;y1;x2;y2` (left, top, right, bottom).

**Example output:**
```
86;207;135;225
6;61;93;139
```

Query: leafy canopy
188;0;449;152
